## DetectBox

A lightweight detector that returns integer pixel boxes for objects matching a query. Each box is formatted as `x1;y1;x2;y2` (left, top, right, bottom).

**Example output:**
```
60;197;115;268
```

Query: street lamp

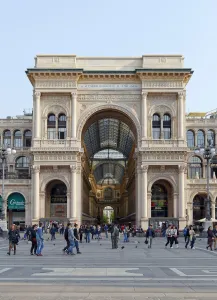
0;146;16;235
195;142;216;227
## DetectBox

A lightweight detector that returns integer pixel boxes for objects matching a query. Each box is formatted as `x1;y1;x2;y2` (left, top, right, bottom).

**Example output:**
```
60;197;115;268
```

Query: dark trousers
30;240;37;254
75;240;80;252
185;236;190;248
165;237;171;247
80;234;83;243
63;239;70;251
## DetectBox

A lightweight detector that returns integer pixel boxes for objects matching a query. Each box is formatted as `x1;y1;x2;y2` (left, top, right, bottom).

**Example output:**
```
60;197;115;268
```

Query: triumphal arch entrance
26;54;193;229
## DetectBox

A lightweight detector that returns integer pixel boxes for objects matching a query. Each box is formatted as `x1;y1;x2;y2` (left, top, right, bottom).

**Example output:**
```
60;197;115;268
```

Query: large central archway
80;107;138;224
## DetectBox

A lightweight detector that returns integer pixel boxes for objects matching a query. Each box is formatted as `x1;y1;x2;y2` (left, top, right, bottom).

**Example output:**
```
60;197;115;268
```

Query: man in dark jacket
62;223;70;253
145;225;155;249
30;225;37;255
73;224;81;254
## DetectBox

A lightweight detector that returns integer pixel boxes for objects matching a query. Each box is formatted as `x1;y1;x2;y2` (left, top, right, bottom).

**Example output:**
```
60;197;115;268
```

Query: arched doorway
151;183;168;218
193;194;206;221
81;108;137;225
45;180;67;220
7;192;25;230
103;206;114;224
150;179;175;227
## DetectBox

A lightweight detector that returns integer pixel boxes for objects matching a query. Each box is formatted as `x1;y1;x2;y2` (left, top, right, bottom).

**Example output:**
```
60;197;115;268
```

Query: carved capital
178;164;187;174
34;91;41;99
178;91;184;99
141;164;148;173
32;165;40;173
71;92;77;98
70;165;77;173
142;92;148;99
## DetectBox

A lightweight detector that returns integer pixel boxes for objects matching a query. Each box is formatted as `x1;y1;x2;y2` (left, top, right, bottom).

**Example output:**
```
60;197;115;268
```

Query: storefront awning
7;193;25;210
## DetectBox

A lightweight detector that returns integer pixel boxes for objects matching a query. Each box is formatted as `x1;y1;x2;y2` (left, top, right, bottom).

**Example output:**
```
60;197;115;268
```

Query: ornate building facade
1;54;217;229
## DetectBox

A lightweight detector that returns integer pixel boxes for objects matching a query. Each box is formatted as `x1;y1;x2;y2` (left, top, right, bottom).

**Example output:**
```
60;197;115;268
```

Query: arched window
163;114;171;139
47;114;56;139
3;130;11;146
15;156;29;168
188;156;202;179
24;130;32;147
13;130;22;148
197;130;205;147
187;130;195;148
207;129;215;147
193;195;205;221
152;114;161;139
151;184;168;217
58;114;66;140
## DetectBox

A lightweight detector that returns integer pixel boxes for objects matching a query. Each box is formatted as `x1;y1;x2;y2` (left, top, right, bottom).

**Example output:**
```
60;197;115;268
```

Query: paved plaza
0;234;217;299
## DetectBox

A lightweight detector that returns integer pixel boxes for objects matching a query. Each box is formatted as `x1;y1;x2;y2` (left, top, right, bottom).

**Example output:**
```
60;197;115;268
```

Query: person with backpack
183;226;188;242
111;223;119;249
62;222;70;253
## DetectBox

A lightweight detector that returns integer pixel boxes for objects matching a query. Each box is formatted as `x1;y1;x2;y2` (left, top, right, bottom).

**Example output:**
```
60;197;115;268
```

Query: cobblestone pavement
0;234;217;299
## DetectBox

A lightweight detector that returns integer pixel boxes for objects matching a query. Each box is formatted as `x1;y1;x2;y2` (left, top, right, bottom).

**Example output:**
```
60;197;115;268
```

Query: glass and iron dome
93;163;125;185
84;118;135;159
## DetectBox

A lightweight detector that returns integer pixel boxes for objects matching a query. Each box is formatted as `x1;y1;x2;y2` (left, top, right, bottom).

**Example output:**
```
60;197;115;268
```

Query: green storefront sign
7;193;25;210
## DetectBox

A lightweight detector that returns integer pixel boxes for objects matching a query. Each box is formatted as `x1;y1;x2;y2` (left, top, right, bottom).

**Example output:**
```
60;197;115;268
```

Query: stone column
32;165;40;223
178;92;184;139
40;192;45;218
135;166;141;227
67;193;70;219
76;164;82;225
141;92;148;139
212;201;215;220
160;115;164;139
178;165;186;229
173;193;178;218
172;117;175;139
70;165;77;221
141;165;148;229
34;92;41;139
71;92;77;138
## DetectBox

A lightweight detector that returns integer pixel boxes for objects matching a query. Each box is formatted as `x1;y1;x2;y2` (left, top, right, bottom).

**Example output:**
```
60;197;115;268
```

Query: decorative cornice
35;80;76;89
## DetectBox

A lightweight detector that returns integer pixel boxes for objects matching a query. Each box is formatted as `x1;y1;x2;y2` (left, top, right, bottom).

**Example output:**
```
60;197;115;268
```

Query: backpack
114;227;119;237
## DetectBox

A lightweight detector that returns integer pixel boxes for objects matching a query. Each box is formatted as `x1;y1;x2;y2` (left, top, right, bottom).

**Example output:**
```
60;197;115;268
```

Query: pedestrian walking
85;225;91;243
111;224;119;249
62;222;70;253
185;226;190;248
165;225;172;248
30;225;38;255
213;224;217;250
183;226;188;242
36;222;44;256
145;224;155;249
123;225;128;242
7;224;19;255
50;224;56;241
67;224;76;255
206;226;214;251
189;225;196;249
73;224;81;254
79;225;83;243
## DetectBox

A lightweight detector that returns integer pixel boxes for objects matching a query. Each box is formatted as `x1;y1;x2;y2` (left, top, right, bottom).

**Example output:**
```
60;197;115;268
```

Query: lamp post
0;146;16;236
195;143;216;229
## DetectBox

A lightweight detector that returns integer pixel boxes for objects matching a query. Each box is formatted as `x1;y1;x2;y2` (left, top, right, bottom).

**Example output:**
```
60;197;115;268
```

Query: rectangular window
152;128;160;139
47;128;56;140
14;138;23;148
58;128;66;140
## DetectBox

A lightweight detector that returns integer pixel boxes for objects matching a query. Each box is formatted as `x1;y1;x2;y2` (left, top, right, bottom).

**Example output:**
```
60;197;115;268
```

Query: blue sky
0;0;216;117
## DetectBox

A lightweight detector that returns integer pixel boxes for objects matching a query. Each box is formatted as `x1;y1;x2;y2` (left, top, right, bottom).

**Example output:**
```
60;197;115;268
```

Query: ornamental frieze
35;80;76;88
34;154;76;161
77;94;141;102
142;81;183;88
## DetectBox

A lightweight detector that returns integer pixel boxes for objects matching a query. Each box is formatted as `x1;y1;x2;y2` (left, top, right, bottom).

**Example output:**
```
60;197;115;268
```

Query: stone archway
77;103;141;142
44;180;68;220
150;179;174;220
